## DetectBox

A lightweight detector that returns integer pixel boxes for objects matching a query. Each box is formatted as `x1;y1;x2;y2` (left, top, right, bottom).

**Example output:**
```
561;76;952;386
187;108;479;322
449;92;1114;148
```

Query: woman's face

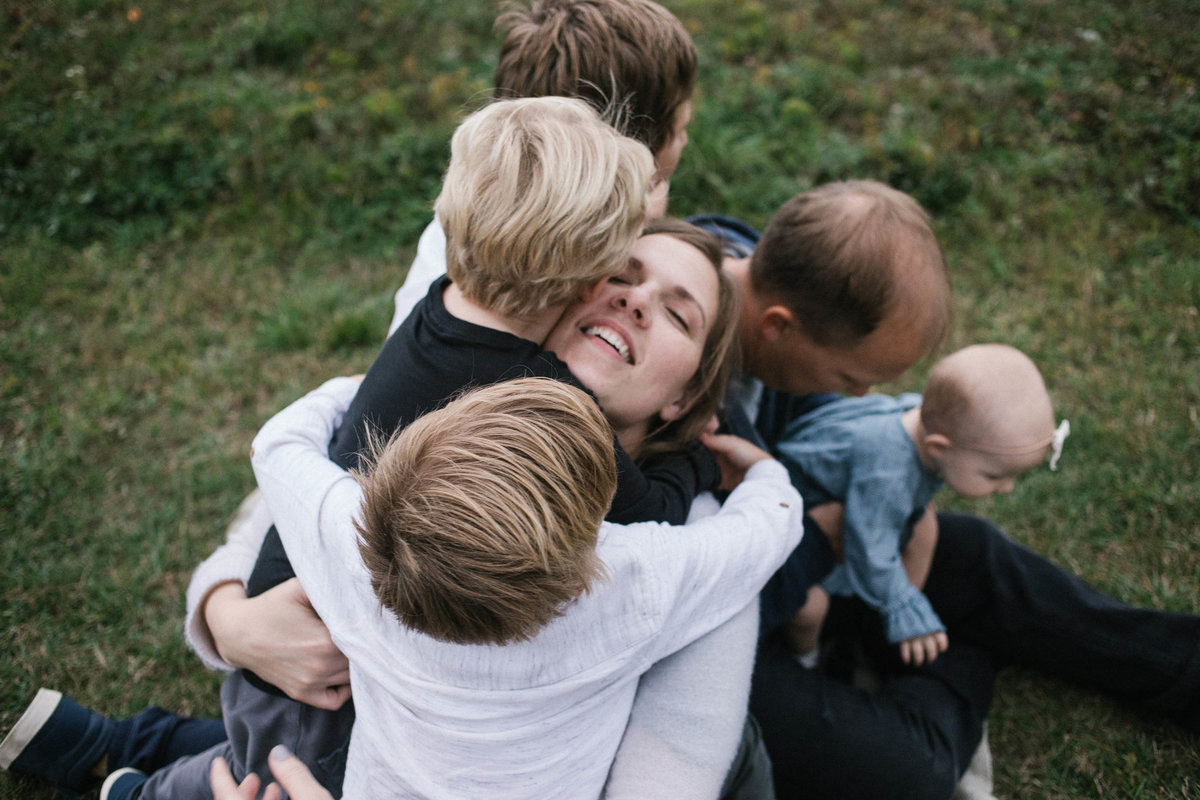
545;232;719;453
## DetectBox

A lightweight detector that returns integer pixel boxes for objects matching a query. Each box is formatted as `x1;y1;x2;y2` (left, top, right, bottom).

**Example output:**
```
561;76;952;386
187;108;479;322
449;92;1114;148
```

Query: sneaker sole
0;688;63;770
100;767;146;800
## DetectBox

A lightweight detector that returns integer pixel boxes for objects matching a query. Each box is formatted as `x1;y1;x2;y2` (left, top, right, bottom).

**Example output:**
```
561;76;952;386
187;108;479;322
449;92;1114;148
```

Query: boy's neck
902;406;938;473
443;282;565;344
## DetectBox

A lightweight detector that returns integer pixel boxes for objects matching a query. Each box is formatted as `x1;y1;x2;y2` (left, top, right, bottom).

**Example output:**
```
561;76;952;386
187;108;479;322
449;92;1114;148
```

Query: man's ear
759;305;795;342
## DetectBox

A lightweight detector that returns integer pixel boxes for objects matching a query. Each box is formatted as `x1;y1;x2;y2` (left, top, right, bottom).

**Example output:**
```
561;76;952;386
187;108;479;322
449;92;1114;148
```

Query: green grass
2;0;1198;796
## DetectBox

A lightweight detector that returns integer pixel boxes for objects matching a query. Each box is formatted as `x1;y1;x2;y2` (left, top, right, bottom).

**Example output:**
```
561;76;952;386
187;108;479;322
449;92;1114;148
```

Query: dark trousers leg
928;512;1200;733
750;631;994;800
108;708;227;774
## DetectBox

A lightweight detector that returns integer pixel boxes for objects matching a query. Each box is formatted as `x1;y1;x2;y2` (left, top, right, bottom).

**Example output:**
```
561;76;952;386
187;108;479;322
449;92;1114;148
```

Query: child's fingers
268;744;334;800
210;757;239;795
210;757;262;800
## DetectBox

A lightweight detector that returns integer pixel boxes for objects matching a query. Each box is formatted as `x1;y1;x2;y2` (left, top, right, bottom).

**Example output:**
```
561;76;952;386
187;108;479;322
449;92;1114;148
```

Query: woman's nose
614;289;648;323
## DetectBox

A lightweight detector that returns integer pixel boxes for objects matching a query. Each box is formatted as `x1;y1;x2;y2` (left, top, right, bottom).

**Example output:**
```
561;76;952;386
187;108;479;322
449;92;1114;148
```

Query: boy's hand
211;756;262;800
899;631;949;667
206;579;352;709
211;747;333;800
699;432;772;492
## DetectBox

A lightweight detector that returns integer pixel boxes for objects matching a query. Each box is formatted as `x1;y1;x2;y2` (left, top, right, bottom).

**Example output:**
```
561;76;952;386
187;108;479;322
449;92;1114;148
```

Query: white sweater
250;377;804;799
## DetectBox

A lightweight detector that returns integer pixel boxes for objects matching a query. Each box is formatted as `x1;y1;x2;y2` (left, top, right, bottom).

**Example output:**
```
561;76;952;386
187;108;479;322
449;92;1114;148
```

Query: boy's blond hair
493;0;697;158
436;96;654;318
354;378;616;646
751;179;951;356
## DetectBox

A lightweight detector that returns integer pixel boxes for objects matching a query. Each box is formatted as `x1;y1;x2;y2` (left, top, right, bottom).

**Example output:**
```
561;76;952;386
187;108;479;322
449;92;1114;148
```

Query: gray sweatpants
139;671;353;800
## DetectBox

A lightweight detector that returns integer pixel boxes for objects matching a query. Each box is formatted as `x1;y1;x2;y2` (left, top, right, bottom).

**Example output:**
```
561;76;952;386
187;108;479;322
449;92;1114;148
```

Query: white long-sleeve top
250;377;803;799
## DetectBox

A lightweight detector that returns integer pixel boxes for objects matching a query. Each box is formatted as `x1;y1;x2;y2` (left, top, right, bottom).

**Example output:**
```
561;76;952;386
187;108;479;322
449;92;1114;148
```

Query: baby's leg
783;585;830;667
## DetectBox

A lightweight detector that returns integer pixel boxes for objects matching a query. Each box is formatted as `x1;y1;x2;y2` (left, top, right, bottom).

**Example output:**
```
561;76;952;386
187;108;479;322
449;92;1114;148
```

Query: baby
776;344;1069;666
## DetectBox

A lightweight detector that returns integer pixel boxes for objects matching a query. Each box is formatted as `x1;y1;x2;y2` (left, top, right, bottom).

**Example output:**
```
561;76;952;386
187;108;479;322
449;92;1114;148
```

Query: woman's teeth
585;326;631;363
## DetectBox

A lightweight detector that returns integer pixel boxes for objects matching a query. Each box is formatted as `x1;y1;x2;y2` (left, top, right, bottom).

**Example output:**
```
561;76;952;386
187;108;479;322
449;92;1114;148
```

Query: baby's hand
899;631;949;667
700;432;772;491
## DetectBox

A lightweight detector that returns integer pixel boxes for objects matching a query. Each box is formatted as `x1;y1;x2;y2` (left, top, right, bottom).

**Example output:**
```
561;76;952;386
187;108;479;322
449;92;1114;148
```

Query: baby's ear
923;432;952;457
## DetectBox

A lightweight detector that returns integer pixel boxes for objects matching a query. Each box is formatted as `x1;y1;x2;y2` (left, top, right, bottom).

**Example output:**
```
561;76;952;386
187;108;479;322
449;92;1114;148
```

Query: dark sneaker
100;767;147;800
0;688;115;796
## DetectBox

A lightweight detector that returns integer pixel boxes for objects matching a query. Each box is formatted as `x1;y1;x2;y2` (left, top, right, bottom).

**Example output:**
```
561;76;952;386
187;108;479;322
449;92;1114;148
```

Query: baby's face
937;446;1048;499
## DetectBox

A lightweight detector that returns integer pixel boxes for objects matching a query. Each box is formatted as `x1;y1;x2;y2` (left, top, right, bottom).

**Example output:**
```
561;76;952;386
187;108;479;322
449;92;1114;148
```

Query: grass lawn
2;0;1198;797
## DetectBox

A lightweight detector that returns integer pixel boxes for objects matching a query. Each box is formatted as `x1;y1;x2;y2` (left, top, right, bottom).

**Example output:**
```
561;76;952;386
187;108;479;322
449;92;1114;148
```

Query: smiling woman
545;217;740;459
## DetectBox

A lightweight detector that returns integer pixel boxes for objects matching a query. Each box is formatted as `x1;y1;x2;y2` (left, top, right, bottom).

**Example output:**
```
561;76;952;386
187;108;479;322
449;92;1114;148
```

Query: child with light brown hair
775;344;1069;667
243;374;801;798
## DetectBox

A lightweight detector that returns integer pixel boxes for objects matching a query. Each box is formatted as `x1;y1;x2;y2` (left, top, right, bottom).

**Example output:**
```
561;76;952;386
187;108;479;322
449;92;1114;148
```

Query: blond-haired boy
227;94;722;798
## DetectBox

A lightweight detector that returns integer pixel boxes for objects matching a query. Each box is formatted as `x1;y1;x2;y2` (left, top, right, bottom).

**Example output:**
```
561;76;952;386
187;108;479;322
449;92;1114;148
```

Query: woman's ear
759;305;795;342
657;389;695;423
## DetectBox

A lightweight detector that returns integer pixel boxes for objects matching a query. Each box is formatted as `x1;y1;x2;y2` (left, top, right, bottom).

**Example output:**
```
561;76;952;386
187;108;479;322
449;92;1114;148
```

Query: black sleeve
246;524;294;598
604;439;722;526
326;333;415;470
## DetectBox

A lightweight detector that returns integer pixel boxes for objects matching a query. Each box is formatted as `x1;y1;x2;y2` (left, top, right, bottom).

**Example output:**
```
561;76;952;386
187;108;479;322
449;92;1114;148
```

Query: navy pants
751;511;1200;800
108;707;225;776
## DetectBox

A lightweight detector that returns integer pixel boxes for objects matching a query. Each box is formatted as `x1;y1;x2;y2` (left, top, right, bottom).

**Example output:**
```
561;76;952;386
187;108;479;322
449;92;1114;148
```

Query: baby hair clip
1049;419;1070;471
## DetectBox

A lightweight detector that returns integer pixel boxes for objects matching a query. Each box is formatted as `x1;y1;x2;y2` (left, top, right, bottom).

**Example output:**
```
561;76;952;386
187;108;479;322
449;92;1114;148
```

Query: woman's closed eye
667;306;691;332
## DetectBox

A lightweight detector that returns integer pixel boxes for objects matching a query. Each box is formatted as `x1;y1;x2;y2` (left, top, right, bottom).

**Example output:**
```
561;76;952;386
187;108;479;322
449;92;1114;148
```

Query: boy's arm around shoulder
632;458;804;660
250;377;368;630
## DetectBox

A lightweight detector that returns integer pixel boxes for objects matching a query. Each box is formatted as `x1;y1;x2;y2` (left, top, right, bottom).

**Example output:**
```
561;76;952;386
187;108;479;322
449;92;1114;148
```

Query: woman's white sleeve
184;490;274;671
